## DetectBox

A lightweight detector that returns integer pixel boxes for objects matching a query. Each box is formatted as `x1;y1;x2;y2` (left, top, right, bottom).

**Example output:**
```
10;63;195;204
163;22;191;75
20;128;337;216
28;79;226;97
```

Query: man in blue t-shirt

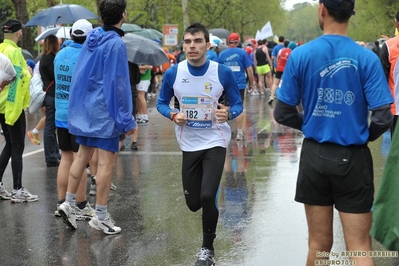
274;0;393;265
218;32;255;141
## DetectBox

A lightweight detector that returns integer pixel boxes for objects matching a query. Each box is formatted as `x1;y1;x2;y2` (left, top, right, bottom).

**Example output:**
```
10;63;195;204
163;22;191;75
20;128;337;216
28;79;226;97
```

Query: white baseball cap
71;19;93;37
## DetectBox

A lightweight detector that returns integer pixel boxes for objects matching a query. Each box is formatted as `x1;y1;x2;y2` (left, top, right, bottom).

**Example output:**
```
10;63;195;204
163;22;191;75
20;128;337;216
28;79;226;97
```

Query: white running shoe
75;202;95;221
58;201;77;229
0;183;11;200
89;213;121;235
10;188;39;203
236;132;245;141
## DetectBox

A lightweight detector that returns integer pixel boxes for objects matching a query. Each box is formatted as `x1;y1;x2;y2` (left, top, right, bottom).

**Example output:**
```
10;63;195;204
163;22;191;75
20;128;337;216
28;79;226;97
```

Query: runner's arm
156;65;178;119
379;43;390;80
368;104;393;141
273;99;303;131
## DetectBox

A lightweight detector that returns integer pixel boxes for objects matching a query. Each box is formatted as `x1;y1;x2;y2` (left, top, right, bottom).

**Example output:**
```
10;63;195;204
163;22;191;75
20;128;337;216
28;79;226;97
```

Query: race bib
229;66;240;72
182;96;214;129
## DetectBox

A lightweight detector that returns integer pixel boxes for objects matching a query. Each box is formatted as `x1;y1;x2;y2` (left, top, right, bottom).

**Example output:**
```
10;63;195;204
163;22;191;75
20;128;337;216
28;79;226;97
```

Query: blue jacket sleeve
103;41;136;133
218;64;243;119
156;65;178;118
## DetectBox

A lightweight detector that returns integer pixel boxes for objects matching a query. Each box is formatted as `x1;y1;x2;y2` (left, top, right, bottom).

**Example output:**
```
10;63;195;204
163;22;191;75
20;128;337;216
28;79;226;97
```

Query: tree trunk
11;0;35;58
181;0;189;30
96;0;101;23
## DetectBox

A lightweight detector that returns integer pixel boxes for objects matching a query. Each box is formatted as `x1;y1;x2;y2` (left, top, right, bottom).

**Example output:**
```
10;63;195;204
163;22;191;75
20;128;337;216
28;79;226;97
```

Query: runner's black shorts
275;71;283;80
295;138;374;213
57;127;79;152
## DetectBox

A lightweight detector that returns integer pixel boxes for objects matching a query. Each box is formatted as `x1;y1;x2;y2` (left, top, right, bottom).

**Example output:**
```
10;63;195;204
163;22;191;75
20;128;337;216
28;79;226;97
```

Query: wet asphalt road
0;94;398;266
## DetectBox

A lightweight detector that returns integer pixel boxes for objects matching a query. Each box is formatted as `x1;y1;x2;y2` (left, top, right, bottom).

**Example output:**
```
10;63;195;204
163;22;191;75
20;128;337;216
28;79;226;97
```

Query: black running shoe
195;248;215;266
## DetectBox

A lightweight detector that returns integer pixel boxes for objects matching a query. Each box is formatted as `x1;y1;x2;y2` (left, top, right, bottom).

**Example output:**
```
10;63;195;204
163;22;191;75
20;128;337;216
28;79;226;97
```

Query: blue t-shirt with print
277;35;393;146
218;47;252;90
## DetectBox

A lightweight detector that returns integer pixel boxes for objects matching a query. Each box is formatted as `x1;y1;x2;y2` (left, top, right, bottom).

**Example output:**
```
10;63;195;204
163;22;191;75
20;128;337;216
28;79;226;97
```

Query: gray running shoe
75;202;95;221
89;184;96;196
58;201;77;229
91;176;116;193
130;142;138;151
195;248;216;266
89;213;121;235
268;96;274;104
0;183;11;200
10;188;39;203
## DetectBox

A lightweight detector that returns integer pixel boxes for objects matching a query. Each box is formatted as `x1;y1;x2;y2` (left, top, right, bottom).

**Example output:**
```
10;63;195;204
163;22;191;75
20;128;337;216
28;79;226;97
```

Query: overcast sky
283;0;315;10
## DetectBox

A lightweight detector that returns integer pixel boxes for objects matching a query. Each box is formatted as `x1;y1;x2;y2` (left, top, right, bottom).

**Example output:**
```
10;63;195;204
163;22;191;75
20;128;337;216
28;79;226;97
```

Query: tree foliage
0;0;15;43
5;0;399;57
282;0;399;44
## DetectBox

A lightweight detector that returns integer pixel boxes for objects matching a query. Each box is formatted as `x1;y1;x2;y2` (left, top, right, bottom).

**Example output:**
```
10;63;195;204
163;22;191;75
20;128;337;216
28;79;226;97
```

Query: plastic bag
0;53;16;88
29;71;45;114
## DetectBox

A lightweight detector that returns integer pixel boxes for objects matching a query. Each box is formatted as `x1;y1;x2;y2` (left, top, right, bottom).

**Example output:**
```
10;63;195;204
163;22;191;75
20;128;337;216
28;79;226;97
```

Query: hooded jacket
68;27;136;138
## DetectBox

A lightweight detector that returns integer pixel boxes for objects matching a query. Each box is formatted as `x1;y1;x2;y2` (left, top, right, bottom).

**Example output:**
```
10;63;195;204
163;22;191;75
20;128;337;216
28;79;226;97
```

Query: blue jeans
44;94;60;164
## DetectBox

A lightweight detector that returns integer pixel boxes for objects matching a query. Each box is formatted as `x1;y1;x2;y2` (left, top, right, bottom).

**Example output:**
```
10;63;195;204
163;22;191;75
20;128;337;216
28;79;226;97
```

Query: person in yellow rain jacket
0;19;38;203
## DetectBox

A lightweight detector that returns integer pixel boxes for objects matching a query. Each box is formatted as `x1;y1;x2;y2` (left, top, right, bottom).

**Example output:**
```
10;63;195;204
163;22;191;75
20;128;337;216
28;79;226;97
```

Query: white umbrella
35;26;71;42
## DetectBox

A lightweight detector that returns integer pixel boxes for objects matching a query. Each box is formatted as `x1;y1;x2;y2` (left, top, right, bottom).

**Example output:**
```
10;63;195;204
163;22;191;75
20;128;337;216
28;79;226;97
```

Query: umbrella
209;28;231;40
217;44;229;53
121;23;142;33
35;26;71;41
122;33;169;66
25;4;98;27
22;49;34;60
133;29;163;40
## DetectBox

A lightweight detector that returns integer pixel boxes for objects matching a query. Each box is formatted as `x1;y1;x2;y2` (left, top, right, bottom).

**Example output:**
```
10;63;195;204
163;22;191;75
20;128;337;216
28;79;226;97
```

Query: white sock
32;128;39;133
95;204;108;220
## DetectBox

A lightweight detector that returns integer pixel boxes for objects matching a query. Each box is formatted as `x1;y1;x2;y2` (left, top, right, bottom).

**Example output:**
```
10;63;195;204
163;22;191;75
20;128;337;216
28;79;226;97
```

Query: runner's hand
216;103;229;123
174;112;187;126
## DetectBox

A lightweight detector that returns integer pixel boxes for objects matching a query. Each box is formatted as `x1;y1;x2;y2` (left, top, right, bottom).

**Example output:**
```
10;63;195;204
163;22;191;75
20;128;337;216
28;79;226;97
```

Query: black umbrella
209;28;231;40
122;33;169;66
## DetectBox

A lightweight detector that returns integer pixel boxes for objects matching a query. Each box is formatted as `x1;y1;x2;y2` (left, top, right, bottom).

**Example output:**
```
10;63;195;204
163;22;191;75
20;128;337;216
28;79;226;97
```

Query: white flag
255;30;262;41
260;21;273;39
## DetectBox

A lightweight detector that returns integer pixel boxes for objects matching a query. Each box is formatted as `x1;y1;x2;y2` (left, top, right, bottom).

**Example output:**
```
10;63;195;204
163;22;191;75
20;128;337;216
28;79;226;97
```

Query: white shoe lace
196;248;212;261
